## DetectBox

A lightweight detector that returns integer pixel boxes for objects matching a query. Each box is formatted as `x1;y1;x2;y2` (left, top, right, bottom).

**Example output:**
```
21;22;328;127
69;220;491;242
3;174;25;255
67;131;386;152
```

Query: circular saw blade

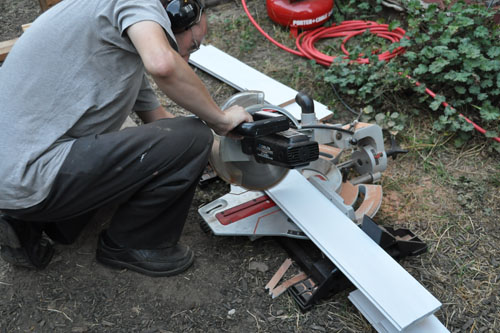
209;135;288;190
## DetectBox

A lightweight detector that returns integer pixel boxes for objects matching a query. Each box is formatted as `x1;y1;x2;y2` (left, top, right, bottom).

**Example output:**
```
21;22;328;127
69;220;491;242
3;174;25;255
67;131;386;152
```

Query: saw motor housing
236;111;319;168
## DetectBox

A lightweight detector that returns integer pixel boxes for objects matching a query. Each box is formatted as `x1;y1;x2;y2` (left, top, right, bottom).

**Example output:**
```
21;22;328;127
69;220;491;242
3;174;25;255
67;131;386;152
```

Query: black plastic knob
295;92;315;114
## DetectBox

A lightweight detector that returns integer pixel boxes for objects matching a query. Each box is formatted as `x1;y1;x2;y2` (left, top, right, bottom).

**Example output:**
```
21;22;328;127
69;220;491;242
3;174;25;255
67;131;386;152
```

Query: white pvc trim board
349;290;449;333
189;45;332;121
266;170;444;331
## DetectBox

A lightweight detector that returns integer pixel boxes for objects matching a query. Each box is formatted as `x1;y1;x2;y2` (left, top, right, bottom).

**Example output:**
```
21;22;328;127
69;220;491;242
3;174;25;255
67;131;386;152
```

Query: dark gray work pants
4;117;213;249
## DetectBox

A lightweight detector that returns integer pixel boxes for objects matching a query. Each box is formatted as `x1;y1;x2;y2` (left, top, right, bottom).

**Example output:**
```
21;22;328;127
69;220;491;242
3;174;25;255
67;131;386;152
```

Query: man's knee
155;117;213;155
144;117;213;169
183;117;213;152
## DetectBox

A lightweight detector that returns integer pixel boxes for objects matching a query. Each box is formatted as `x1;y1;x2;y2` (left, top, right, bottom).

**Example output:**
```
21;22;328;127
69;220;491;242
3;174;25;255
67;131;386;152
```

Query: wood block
38;0;62;12
0;38;19;62
21;23;32;32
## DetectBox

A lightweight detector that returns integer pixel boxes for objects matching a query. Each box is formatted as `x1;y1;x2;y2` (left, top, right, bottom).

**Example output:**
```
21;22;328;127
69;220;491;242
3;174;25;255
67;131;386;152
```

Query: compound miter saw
199;91;425;311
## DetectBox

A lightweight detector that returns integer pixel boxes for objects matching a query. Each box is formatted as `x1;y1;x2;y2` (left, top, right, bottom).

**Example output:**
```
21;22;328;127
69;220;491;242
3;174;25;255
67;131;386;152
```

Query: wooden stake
0;38;18;62
38;0;62;12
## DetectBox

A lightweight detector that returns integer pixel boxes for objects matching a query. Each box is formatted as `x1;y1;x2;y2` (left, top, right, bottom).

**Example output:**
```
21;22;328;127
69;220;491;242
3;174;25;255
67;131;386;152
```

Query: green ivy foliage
323;0;499;147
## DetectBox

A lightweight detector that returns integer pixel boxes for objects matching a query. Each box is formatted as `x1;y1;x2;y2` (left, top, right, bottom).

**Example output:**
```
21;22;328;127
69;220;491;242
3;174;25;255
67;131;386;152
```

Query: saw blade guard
210;91;292;190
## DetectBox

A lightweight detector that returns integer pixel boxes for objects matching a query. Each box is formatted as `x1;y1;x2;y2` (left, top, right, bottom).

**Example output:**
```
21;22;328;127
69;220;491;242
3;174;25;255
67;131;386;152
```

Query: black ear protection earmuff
163;0;204;33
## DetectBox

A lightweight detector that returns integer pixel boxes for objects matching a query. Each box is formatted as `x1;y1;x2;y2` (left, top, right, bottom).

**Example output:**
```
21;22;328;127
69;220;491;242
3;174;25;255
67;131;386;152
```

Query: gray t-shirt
0;0;177;209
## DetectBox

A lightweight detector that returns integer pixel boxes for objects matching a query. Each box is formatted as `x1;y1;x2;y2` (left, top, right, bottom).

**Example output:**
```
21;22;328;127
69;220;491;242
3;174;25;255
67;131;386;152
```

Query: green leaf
358;2;370;10
481;79;493;88
447;25;459;36
444;106;456;116
438;114;450;124
414;64;428;75
450;119;461;131
455;16;475;27
433;120;445;131
404;51;417;61
433;46;448;54
430;99;442;111
480;104;500;121
477;93;488;101
444;71;457;80
399;38;411;48
479;59;497;72
469;85;480;95
455;72;471;82
437;12;453;25
486;131;499;138
363;105;374;114
375;113;386;123
421;47;435;59
489;60;500;71
466;47;481;59
460;121;474;132
442;50;459;61
473;26;489;39
463;59;481;71
429;58;450;73
439;35;452;45
444;71;471;82
388;21;401;31
487;47;500;58
415;34;431;44
455;86;466;94
416;85;427;94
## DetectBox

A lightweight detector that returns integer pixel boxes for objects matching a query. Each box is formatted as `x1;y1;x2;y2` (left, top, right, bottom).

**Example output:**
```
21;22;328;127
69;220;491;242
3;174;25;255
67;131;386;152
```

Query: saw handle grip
232;111;290;137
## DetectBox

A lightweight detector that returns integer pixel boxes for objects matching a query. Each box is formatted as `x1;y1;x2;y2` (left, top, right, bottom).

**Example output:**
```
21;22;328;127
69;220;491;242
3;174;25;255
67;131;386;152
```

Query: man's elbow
144;51;177;78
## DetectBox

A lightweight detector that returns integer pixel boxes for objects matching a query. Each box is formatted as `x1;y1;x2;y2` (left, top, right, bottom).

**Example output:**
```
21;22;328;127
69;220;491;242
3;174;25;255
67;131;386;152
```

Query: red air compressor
266;0;334;33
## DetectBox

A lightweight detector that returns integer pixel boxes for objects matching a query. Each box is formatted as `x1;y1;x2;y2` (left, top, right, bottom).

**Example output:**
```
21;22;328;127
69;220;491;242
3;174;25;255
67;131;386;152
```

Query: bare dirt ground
1;1;499;332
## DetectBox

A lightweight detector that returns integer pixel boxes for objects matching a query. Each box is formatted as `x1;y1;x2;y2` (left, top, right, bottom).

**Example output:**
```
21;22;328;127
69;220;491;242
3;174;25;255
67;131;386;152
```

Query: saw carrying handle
233;111;290;137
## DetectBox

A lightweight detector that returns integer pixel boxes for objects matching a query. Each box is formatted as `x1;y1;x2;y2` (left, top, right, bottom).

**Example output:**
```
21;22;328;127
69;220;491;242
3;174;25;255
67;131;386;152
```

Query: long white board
349;290;449;332
189;44;332;121
266;170;445;332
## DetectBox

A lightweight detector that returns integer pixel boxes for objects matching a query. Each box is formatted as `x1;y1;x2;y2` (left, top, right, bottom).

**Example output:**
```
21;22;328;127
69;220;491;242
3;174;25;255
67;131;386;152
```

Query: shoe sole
0;218;21;249
96;250;195;277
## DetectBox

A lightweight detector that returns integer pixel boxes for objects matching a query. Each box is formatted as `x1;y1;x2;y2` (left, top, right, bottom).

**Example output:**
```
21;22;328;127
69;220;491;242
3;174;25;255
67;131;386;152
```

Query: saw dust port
1;0;499;332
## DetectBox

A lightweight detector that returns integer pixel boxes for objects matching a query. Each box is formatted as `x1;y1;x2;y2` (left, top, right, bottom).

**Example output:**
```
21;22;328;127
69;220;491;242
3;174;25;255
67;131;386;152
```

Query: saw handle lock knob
295;92;315;114
386;135;408;160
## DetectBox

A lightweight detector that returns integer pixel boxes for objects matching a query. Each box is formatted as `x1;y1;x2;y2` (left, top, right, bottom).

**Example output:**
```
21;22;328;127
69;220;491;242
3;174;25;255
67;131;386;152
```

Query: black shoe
0;215;54;269
95;231;194;277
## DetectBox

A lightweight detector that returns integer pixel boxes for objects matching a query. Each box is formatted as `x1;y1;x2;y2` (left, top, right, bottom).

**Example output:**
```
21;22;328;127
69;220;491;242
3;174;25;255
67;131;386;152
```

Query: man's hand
207;105;253;137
